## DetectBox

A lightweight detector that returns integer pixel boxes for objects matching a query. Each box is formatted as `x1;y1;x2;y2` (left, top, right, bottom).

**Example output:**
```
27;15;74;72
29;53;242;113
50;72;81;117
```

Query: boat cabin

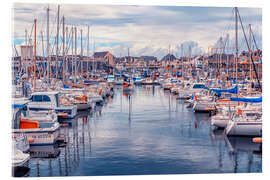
28;91;60;110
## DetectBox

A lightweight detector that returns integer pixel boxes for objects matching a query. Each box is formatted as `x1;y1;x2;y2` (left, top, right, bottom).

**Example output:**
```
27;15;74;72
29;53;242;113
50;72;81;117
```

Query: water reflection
12;166;30;177
225;136;262;154
29;145;60;158
26;85;262;176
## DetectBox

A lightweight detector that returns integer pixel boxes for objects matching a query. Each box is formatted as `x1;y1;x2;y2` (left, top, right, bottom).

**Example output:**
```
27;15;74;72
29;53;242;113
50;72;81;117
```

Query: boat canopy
192;84;208;89
83;80;98;84
12;104;27;109
210;85;238;94
230;96;262;103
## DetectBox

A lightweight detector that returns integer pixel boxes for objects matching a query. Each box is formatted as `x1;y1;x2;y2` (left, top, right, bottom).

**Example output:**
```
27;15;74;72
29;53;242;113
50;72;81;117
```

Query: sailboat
225;97;262;136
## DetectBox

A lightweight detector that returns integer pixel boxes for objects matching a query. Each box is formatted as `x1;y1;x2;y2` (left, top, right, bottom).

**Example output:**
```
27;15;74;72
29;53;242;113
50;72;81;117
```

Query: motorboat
192;90;216;113
26;91;77;119
12;107;61;146
60;88;93;111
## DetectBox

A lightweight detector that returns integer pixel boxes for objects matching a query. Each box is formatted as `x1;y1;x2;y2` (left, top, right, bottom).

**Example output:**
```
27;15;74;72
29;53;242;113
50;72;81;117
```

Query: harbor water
24;85;262;177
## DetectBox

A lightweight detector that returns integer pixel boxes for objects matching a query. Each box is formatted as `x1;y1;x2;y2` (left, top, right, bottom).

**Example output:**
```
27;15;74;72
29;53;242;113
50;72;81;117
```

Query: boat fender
57;112;68;117
237;109;242;116
82;94;87;101
28;137;34;143
252;137;262;143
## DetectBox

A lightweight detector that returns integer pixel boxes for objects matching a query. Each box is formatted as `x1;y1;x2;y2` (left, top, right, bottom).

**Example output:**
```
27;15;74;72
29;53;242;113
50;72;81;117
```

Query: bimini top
31;91;60;96
230;96;262;103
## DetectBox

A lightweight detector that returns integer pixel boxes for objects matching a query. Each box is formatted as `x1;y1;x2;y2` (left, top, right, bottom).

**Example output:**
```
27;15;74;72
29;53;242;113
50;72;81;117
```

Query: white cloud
12;3;262;59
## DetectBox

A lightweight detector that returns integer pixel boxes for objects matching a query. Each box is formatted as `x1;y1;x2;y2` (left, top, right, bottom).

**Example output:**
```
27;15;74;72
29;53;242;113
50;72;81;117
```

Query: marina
14;86;262;177
11;3;262;177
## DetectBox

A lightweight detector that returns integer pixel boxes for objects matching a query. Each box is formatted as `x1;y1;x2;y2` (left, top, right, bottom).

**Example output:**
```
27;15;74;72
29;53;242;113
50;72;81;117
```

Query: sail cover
210;85;238;94
230;96;262;103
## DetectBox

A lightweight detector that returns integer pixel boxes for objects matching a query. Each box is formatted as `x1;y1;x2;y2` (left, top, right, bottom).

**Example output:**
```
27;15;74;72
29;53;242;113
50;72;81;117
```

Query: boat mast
71;27;74;76
41;30;45;77
65;26;68;78
249;24;252;91
25;29;28;45
41;31;44;58
81;28;83;74
181;43;183;80
71;27;74;77
24;29;28;76
33;19;37;91
75;27;77;77
62;16;65;82
46;6;50;80
87;25;90;78
189;45;191;79
235;7;239;86
56;5;60;79
93;41;96;74
226;34;229;78
237;8;261;91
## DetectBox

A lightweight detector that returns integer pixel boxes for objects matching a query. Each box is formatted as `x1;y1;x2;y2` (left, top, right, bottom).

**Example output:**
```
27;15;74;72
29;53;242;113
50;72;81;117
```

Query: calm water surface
25;85;262;176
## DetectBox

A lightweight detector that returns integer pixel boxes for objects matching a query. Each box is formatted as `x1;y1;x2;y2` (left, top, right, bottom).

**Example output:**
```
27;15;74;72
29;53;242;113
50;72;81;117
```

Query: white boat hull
193;101;215;112
12;123;60;146
12;149;30;168
211;116;229;128
225;120;262;136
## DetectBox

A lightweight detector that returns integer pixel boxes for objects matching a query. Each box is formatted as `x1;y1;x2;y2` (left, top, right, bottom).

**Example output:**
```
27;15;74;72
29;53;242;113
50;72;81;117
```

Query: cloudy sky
12;3;262;59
